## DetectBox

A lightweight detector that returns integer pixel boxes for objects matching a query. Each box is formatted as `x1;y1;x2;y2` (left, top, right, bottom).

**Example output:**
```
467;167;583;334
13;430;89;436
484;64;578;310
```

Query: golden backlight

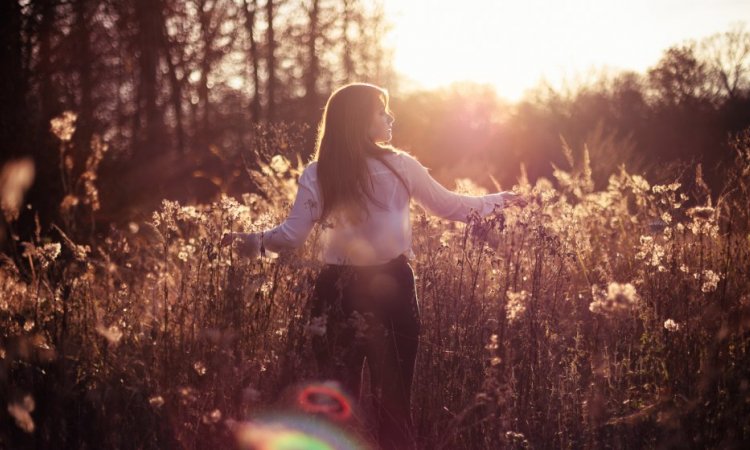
385;0;750;101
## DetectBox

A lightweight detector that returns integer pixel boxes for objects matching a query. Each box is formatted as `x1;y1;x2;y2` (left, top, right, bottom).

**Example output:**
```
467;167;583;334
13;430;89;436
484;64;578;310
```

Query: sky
383;0;750;101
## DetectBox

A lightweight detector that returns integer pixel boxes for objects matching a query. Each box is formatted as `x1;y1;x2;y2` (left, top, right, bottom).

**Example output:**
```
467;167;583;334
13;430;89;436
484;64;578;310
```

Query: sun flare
385;0;750;100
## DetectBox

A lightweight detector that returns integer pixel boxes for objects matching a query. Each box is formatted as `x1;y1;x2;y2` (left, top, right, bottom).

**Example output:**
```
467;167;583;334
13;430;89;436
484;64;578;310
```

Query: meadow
2;124;750;449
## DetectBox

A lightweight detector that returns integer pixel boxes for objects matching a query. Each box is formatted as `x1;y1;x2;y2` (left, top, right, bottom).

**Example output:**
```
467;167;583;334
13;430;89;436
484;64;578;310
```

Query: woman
224;83;525;449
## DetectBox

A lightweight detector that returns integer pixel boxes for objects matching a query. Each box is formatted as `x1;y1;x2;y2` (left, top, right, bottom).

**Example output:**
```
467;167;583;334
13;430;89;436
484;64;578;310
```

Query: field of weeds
2;130;750;449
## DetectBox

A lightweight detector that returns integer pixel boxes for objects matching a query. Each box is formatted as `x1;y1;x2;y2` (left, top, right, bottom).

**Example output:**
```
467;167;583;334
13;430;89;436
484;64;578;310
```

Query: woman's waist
321;248;414;269
318;230;411;266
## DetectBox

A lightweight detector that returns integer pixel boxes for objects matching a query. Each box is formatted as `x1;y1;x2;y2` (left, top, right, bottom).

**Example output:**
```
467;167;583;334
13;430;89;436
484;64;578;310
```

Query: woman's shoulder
387;148;426;174
301;159;319;174
298;161;319;185
377;147;421;167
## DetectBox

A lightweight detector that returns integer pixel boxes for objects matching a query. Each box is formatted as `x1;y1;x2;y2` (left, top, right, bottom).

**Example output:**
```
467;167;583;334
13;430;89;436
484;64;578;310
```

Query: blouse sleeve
261;165;321;252
401;153;505;222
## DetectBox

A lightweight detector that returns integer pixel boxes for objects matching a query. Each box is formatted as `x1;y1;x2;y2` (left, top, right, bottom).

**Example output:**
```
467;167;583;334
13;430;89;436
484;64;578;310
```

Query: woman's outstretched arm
223;166;320;256
402;153;522;221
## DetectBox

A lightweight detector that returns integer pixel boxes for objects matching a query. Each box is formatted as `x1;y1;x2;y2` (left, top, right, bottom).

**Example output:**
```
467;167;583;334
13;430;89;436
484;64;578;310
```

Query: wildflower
636;235;665;266
589;282;640;317
269;154;291;174
664;319;680;332
22;242;63;269
179;387;197;401
455;178;488;195
506;290;529;322
439;230;453;247
60;194;80;213
485;334;499;351
220;194;251;222
50;111;77;142
701;270;721;293
687;206;715;219
259;281;274;295
43;243;61;260
194;361;207;376
305;315;327;337
202;409;222;424
630;175;650;194
649;246;665;266
80;134;108;211
652;183;681;194
96;324;123;345
7;395;35;433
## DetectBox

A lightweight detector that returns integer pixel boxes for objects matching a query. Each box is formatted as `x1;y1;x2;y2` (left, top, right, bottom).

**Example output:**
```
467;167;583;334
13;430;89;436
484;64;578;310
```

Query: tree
266;0;277;120
303;0;321;121
647;44;714;108
699;23;750;101
242;0;262;121
0;0;28;160
131;0;165;162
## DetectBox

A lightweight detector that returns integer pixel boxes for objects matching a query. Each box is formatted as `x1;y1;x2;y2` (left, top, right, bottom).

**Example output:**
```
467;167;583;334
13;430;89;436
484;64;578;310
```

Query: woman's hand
501;191;528;208
222;232;261;258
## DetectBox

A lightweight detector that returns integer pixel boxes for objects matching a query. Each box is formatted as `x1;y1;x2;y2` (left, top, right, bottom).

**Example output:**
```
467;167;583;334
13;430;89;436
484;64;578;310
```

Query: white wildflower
701;270;721;293
589;282;640;317
664;319;680;332
506;290;529;322
306;315;327;337
50;111;77;142
96;324;123;345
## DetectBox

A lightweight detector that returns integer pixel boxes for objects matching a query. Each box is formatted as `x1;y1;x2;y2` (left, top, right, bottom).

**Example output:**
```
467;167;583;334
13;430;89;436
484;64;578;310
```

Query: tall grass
2;126;749;449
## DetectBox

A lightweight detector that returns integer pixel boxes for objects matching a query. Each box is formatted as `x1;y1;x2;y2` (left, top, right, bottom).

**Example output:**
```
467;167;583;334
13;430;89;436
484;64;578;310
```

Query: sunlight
227;75;245;90
385;0;750;100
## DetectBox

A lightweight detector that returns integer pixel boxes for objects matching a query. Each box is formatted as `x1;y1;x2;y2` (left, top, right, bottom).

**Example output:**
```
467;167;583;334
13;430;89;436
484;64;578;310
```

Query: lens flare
231;415;366;450
296;384;353;422
231;382;366;449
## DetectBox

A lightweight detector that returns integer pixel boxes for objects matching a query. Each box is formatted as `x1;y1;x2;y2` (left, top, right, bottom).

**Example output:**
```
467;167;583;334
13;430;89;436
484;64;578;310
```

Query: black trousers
311;255;421;450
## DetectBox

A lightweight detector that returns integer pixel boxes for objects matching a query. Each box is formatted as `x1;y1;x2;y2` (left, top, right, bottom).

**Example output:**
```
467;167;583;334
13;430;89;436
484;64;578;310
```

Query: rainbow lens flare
233;415;366;450
232;382;368;450
296;384;353;422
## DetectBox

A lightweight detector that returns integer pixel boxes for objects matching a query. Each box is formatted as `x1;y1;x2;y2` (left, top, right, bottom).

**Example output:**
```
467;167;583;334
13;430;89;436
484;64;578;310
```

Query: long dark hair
314;83;407;223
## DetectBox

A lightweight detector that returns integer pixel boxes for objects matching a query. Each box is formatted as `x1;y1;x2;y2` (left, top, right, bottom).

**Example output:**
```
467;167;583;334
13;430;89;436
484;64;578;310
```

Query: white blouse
256;151;508;265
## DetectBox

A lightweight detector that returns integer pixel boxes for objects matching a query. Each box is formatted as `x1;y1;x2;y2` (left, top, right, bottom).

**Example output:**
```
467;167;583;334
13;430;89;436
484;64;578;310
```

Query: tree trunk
0;0;27;160
242;0;262;122
134;0;162;161
198;0;211;138
266;0;276;121
304;0;320;122
36;0;59;130
160;12;186;154
73;0;94;172
342;0;354;83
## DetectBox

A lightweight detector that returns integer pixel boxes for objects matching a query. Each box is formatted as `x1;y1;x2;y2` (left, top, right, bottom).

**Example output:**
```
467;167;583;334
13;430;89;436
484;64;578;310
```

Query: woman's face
368;101;394;144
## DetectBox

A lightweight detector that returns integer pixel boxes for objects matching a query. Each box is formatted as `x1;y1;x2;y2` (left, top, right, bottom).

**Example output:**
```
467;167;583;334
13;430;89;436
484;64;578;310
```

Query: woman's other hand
222;232;261;258
501;191;528;208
